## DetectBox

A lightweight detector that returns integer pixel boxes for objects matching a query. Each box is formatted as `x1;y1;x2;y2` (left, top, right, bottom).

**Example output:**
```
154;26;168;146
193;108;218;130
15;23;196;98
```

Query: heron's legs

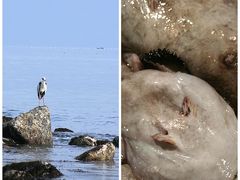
43;97;45;106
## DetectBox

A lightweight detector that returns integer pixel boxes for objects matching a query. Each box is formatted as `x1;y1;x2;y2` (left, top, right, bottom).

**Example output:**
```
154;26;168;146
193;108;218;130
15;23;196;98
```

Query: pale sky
3;0;119;48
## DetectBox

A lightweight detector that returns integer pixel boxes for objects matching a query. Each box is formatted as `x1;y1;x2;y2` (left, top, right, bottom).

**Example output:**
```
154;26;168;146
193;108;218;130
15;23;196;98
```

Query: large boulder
3;161;62;180
75;142;115;161
3;106;52;145
69;135;97;146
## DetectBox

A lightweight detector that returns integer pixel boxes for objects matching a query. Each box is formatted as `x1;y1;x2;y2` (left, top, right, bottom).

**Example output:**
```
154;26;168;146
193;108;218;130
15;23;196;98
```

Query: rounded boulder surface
75;142;116;161
69;135;97;146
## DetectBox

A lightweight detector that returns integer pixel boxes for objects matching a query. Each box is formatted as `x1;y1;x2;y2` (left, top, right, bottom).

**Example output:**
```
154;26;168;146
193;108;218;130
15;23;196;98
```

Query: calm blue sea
3;46;119;179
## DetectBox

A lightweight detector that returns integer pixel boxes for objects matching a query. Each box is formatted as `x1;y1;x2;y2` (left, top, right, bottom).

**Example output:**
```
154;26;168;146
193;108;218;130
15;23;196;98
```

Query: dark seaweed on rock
141;49;190;73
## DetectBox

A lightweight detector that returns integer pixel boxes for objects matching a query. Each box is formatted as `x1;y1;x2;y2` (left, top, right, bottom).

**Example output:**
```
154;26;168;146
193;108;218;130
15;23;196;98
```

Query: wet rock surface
54;128;74;133
69;135;97;146
3;161;63;180
3;106;52;145
75;142;116;161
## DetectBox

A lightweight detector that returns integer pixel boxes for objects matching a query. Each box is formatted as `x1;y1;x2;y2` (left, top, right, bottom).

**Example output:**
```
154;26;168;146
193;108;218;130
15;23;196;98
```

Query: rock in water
3;106;52;145
3;161;62;179
75;142;116;161
54;127;74;133
69;135;97;146
112;136;119;147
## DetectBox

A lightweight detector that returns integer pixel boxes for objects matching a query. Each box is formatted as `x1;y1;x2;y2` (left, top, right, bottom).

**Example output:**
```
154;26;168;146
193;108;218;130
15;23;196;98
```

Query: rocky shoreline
3;106;119;179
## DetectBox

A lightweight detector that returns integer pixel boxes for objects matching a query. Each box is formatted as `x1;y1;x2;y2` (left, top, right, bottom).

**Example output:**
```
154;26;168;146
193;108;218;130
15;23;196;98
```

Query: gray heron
37;77;47;106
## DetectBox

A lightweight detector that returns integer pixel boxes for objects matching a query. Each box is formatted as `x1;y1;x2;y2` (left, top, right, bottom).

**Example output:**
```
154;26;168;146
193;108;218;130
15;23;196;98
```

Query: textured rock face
75;142;116;161
3;106;52;145
122;0;237;112
3;161;62;179
122;70;237;180
69;135;97;146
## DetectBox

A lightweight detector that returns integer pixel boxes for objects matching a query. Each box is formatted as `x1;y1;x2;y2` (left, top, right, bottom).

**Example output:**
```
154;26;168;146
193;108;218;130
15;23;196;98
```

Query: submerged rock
3;106;52;145
75;142;115;161
3;161;63;180
69;135;97;146
112;136;119;147
54;128;74;133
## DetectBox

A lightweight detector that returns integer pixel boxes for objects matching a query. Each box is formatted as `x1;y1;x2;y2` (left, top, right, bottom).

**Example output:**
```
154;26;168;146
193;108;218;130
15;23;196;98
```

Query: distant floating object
37;77;47;106
97;47;104;50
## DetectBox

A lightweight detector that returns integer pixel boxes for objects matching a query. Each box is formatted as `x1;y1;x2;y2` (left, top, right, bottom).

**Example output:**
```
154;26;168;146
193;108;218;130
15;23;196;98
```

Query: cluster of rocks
69;135;119;147
3;106;119;179
68;135;118;161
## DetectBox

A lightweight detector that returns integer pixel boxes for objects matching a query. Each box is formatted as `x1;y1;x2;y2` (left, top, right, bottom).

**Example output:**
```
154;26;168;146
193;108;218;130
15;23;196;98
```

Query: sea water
3;46;119;179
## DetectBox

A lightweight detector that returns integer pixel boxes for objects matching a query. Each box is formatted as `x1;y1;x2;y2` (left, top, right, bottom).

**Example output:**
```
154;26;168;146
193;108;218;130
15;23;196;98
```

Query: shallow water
3;46;119;179
3;132;119;179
